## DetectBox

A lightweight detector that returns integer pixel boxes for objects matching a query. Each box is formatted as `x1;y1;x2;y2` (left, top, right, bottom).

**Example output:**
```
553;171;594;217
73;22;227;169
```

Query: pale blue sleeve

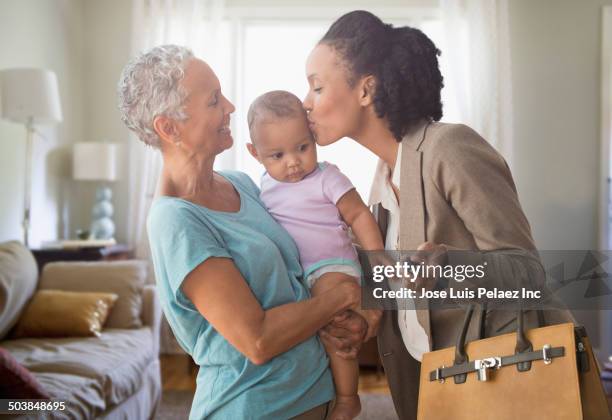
147;200;232;312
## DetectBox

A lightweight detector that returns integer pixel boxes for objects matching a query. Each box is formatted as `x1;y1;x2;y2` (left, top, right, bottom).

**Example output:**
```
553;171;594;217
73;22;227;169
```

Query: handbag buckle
542;344;552;365
474;357;501;382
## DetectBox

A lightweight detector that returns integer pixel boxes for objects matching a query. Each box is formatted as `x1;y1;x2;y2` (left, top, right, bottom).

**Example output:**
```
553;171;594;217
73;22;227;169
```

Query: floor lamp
0;68;63;247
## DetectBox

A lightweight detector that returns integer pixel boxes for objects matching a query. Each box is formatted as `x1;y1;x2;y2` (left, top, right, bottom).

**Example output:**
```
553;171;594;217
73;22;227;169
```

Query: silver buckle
542;344;552;365
474;357;501;382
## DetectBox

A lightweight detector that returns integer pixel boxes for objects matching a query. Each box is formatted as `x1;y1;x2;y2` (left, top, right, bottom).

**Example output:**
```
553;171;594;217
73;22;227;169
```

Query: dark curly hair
320;10;443;141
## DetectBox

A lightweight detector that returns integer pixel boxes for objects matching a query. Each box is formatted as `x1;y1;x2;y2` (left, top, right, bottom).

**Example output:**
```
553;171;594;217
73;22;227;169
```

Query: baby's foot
329;395;361;420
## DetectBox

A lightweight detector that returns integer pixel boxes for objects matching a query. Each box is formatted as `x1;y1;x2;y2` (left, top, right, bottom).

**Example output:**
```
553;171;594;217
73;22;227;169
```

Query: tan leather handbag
418;306;611;420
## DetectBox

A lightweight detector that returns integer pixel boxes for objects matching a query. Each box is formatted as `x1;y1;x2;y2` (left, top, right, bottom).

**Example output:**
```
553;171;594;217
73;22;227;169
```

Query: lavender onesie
260;162;361;287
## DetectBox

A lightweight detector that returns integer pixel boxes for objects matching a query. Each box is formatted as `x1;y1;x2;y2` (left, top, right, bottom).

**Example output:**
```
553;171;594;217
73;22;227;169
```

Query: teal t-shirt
147;170;334;419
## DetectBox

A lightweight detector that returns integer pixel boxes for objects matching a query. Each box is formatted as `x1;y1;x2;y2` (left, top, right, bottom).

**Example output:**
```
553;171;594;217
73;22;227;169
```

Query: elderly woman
117;45;366;420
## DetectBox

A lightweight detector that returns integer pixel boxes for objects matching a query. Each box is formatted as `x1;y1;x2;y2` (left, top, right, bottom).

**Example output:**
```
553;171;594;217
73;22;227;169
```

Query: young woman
303;11;575;419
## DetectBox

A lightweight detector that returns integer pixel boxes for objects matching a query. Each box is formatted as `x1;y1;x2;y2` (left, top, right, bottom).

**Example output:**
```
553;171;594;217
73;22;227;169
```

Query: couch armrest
141;285;161;356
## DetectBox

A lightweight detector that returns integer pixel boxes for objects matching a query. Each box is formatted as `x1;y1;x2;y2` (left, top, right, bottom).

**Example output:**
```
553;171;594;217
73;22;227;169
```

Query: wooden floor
160;355;391;395
161;355;612;409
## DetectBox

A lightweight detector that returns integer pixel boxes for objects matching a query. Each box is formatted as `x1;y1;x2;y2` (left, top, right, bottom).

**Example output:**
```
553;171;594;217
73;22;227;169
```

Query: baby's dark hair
247;90;306;141
320;10;443;141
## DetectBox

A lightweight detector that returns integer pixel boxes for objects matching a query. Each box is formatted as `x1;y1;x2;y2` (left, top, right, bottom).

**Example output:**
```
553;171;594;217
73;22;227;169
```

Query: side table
30;244;134;273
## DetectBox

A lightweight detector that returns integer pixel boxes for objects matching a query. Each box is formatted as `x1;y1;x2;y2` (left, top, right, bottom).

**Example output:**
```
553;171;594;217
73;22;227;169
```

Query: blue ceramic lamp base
90;186;115;240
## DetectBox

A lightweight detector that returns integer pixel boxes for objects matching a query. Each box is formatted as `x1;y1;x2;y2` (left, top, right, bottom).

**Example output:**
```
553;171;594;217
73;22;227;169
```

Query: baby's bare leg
312;272;361;420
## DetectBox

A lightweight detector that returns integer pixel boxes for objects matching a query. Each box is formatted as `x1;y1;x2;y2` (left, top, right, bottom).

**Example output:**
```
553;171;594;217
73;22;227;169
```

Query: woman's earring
174;139;182;148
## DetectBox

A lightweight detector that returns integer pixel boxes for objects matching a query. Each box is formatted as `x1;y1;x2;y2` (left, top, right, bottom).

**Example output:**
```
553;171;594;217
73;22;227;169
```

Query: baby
246;90;383;420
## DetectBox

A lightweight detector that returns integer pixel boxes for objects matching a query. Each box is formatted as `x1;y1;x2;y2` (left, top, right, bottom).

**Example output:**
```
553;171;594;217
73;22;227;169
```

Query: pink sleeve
321;162;355;204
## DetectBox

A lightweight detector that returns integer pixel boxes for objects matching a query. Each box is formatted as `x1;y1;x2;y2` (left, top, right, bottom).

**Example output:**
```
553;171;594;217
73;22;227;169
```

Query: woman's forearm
253;284;357;364
182;257;359;366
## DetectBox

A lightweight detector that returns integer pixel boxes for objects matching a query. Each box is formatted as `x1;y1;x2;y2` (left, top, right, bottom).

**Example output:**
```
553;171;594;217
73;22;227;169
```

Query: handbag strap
452;303;547;383
429;345;566;382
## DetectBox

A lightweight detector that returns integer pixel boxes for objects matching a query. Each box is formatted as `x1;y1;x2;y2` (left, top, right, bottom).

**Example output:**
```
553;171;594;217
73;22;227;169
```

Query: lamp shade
0;68;63;124
73;143;118;181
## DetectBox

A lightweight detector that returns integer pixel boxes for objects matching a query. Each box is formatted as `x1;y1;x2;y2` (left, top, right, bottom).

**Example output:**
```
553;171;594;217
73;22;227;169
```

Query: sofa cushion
39;261;147;329
0;347;50;399
13;290;118;338
0;241;38;340
35;371;106;419
2;328;155;407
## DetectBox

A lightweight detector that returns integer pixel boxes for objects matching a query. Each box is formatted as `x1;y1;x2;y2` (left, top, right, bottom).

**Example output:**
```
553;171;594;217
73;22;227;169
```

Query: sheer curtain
127;0;226;260
440;0;514;166
126;0;226;353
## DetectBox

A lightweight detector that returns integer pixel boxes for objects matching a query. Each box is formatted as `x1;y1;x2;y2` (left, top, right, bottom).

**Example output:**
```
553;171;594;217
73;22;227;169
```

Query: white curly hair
117;45;194;148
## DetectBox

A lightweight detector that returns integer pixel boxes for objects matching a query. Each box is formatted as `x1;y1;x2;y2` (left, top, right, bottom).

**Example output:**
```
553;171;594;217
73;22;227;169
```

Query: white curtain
126;0;226;353
127;0;226;260
440;0;514;166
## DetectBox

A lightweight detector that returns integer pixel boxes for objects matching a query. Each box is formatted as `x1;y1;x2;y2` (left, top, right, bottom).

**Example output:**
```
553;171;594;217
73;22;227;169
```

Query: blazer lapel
399;148;425;249
399;121;432;348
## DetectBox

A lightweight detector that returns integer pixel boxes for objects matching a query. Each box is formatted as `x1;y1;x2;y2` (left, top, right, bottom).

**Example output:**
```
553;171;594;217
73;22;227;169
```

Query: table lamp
0;68;63;246
73;142;118;240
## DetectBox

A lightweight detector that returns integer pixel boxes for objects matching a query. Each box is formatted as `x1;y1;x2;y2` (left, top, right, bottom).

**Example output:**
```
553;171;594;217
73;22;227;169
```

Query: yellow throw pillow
13;290;118;338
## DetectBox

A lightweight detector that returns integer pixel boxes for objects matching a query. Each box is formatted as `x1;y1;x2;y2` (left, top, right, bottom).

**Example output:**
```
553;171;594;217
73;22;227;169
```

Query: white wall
77;0;133;243
0;0;84;247
508;0;612;357
0;0;132;246
509;0;611;251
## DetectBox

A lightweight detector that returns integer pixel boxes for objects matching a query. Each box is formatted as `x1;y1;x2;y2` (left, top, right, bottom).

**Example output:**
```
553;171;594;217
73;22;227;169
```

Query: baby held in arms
246;90;383;420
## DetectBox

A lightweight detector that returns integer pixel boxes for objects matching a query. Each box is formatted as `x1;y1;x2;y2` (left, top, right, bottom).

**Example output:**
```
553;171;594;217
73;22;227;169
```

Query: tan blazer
376;120;575;419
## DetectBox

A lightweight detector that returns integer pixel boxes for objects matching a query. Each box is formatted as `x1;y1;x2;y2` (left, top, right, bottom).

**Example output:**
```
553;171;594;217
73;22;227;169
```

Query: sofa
0;241;162;419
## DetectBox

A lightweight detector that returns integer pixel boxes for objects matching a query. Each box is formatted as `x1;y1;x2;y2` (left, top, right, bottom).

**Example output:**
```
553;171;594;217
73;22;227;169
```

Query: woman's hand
353;308;382;341
410;241;449;291
412;241;448;264
325;277;381;341
319;311;368;360
338;279;361;311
